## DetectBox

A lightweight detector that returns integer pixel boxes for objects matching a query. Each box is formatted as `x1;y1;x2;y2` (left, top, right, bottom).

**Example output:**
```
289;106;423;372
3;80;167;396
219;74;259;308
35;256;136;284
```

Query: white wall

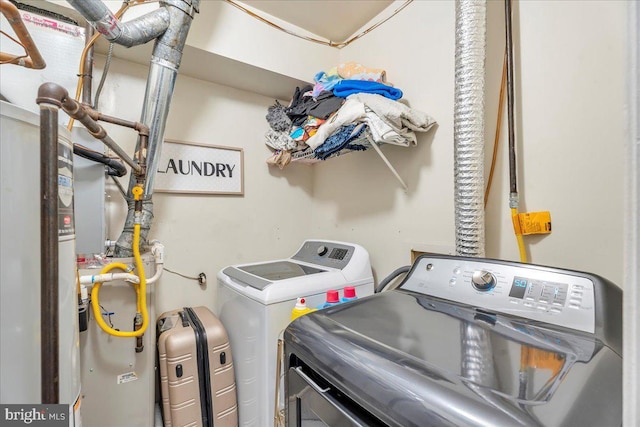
89;0;627;318
97;57;314;314
310;0;627;286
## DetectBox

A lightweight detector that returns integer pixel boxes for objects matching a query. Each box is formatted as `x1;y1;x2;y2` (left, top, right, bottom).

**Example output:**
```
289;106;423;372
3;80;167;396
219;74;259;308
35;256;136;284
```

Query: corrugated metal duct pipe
67;0;200;257
454;0;487;257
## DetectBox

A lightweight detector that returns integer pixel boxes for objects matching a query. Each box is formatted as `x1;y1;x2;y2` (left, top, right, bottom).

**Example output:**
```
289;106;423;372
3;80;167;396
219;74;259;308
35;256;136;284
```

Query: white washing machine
216;239;374;426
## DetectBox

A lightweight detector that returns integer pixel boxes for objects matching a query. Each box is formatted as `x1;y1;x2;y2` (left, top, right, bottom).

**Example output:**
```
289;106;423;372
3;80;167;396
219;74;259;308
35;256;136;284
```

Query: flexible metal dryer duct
67;0;200;257
454;0;487;257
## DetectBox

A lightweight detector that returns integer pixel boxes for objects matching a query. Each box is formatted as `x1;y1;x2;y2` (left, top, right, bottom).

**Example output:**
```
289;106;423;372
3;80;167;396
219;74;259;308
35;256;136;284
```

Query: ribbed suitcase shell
157;306;238;427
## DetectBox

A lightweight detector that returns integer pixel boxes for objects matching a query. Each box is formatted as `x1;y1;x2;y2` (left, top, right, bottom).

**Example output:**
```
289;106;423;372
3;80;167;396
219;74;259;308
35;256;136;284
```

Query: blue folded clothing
333;80;403;100
314;123;368;160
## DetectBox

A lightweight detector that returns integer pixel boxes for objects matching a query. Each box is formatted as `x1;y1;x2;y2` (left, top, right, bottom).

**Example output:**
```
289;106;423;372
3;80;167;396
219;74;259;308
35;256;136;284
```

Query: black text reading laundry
158;159;236;178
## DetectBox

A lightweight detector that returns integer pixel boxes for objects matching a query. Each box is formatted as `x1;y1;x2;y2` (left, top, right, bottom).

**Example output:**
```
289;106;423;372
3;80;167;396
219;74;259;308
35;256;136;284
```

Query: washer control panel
292;240;354;270
400;256;596;333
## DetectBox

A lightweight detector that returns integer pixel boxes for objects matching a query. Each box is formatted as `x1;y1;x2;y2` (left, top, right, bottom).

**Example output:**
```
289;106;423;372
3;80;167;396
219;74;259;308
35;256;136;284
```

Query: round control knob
471;270;497;291
317;245;328;256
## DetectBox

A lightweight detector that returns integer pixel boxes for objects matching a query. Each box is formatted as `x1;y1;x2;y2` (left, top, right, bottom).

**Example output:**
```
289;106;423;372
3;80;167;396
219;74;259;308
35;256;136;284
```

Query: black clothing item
286;87;344;127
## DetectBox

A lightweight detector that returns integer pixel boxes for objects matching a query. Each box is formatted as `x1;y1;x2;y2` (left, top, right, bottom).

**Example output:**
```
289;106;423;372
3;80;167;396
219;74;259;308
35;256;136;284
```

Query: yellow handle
511;207;527;263
132;185;143;201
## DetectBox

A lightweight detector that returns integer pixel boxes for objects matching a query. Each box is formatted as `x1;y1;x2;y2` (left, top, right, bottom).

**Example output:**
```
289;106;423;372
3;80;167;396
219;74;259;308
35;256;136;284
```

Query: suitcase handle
179;311;189;327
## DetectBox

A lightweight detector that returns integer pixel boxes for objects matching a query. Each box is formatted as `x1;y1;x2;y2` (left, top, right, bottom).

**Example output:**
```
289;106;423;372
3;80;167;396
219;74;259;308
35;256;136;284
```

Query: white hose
80;272;139;285
79;241;165;286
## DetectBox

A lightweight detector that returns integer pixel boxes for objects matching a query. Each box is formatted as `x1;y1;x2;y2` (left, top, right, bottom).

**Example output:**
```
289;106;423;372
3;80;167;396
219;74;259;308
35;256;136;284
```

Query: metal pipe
114;0;200;257
65;0;170;48
505;0;518;203
0;0;46;69
37;82;143;175
85;107;149;135
83;107;149;173
36;87;62;404
454;0;487;257
64;102;143;175
82;23;94;106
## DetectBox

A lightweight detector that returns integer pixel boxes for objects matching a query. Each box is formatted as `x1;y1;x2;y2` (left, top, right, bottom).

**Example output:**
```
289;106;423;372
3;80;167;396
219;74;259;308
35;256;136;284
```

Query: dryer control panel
400;256;596;333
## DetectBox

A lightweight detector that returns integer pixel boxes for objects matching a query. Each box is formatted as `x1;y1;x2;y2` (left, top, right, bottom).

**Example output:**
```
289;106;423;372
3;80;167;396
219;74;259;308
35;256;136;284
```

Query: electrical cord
93;42;114;109
224;0;413;49
98;303;115;329
164;267;198;281
164;267;206;285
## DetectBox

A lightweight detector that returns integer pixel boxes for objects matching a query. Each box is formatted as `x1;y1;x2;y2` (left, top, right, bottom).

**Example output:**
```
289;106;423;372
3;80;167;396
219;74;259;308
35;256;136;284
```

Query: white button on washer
537;305;547;311
453;267;461;275
569;299;582;305
569;304;580;309
572;285;584;290
524;302;534;308
550;308;562;313
449;278;456;285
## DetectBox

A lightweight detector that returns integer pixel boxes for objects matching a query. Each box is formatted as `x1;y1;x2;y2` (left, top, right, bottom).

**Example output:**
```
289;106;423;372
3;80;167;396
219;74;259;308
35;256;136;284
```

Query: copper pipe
67;3;131;131
0;0;45;69
485;53;508;207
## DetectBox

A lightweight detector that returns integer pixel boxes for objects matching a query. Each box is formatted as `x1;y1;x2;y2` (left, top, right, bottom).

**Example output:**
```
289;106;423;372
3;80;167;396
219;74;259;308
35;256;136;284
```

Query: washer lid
285;290;622;427
223;261;326;290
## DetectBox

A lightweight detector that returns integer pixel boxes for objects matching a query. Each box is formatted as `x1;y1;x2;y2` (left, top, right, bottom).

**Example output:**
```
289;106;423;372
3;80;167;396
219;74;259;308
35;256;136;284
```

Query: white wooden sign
154;140;244;195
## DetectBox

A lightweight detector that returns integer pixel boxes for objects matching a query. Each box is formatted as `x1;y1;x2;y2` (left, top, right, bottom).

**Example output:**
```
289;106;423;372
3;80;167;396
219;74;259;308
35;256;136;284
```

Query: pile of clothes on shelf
264;62;436;170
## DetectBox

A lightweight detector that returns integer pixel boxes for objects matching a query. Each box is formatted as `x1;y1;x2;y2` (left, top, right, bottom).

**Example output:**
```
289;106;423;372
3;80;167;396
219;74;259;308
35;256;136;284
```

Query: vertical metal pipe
82;23;94;106
505;0;518;200
454;0;487;257
39;103;60;404
114;0;200;257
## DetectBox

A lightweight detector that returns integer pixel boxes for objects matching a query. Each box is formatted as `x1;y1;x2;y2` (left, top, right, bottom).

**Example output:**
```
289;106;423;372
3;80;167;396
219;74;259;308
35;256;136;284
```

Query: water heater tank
0;101;81;416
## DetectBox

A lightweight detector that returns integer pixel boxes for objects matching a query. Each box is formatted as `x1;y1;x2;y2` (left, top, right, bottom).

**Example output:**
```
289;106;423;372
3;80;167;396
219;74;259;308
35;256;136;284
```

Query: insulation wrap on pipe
454;0;487;257
65;0;170;47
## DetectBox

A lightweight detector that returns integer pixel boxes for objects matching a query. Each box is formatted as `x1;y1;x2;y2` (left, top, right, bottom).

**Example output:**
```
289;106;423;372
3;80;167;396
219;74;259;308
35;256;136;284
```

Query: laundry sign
155;139;244;195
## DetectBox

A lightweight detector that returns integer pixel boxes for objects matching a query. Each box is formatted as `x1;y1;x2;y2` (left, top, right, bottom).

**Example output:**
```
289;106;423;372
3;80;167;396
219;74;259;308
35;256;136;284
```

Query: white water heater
0;101;81;422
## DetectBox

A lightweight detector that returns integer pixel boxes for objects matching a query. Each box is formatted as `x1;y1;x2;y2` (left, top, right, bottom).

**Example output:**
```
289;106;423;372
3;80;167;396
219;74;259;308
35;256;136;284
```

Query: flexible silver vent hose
454;0;487;257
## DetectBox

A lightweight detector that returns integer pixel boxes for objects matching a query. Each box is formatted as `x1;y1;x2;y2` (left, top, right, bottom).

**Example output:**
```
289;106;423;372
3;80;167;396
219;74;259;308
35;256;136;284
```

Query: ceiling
240;0;394;42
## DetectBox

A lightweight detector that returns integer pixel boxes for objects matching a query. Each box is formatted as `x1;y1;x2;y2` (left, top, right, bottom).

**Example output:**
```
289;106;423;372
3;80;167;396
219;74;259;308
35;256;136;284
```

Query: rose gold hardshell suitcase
157;306;238;427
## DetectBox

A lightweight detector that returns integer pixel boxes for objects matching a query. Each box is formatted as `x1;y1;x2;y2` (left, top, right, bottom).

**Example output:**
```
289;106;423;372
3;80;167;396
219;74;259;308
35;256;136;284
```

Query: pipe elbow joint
115;8;171;47
36;82;68;107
